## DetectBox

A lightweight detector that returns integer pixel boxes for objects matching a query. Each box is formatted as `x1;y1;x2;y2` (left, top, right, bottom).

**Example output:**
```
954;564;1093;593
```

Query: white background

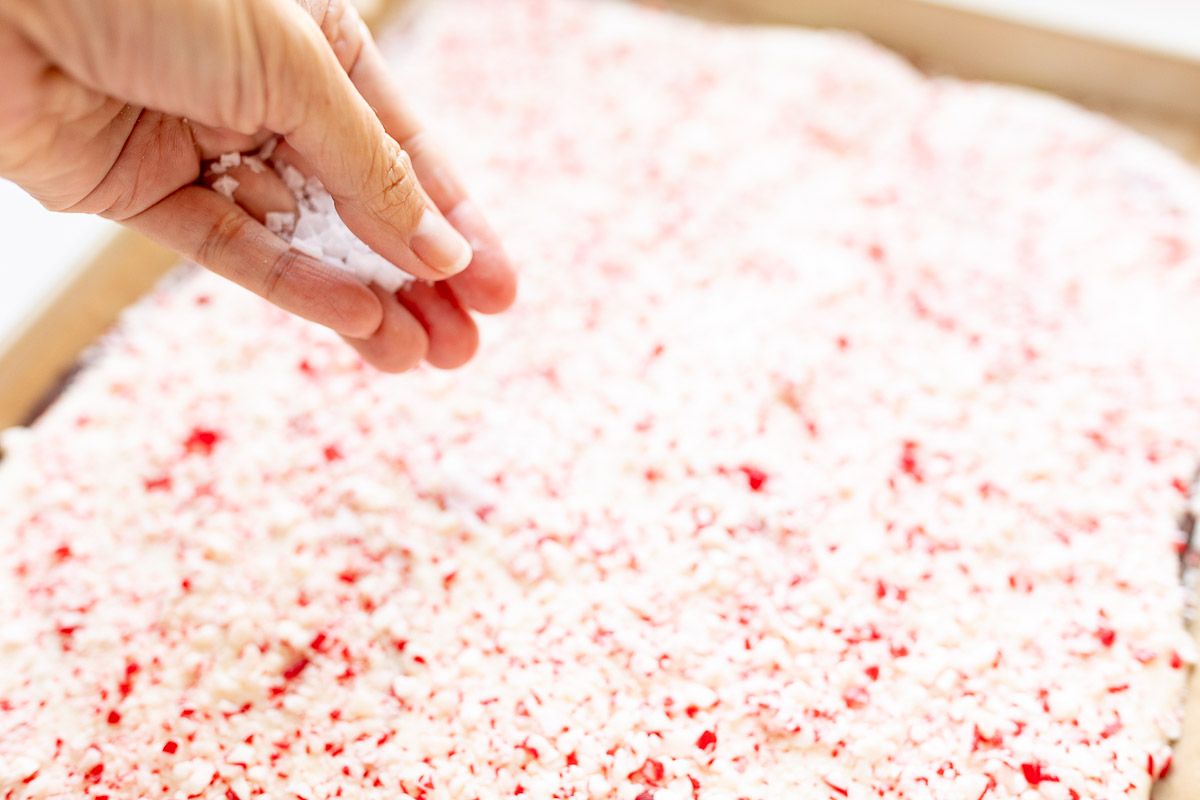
1;0;1197;346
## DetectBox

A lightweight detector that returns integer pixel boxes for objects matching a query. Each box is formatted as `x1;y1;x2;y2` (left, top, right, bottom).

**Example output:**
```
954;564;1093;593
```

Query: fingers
396;281;479;369
349;25;517;314
341;283;478;373
123;185;382;339
298;0;517;315
222;148;483;372
253;0;471;282
443;201;518;314
342;285;429;373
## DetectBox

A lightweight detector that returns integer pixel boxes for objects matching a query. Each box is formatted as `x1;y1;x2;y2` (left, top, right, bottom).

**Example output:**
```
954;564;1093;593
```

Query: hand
0;0;516;371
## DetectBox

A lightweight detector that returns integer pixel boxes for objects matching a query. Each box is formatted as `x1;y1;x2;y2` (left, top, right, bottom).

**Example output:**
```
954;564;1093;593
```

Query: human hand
0;0;516;371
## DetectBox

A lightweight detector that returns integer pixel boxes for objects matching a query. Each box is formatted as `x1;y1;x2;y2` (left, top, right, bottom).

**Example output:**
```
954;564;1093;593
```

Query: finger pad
348;289;428;372
397;283;480;369
450;256;518;314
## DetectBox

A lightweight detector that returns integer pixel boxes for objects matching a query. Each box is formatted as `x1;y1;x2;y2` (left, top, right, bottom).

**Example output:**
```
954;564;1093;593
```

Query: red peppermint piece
738;465;768;492
630;758;665;785
143;476;172;492
282;657;310;682
822;779;849;797
899;440;923;482
843;686;869;709
1020;762;1058;785
972;725;1003;751
184;428;222;456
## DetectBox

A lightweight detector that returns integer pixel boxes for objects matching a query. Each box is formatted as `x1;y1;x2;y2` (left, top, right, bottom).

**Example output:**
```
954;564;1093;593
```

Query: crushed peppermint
211;175;239;200
2;0;1200;798
207;139;413;292
274;161;412;292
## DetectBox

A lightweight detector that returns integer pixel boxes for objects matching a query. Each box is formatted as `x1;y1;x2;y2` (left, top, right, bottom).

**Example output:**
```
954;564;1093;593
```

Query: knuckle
317;0;365;70
261;248;303;301
374;149;422;224
314;0;343;28
291;0;325;19
389;146;415;176
99;115;197;222
197;207;254;268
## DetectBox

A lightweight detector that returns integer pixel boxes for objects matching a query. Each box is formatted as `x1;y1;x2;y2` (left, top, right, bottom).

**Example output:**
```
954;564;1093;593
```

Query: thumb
254;0;472;281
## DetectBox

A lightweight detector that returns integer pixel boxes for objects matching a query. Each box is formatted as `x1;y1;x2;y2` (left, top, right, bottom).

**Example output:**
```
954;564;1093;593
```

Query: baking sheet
1;0;1198;795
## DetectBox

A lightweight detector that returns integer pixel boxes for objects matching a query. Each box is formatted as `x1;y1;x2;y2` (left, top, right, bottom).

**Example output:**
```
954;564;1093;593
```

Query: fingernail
411;208;473;276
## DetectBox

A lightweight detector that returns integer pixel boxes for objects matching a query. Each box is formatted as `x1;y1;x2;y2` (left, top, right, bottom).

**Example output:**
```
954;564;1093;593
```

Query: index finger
257;0;473;282
302;0;517;314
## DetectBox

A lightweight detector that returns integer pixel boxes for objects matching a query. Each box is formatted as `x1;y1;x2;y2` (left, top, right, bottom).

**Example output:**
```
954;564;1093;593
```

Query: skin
0;0;517;371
